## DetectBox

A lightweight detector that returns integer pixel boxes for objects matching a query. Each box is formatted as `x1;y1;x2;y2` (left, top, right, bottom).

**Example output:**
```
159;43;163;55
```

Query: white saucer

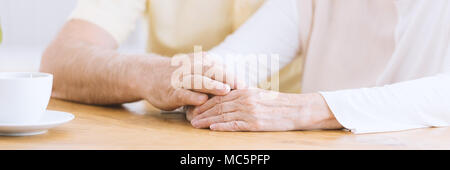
0;110;75;136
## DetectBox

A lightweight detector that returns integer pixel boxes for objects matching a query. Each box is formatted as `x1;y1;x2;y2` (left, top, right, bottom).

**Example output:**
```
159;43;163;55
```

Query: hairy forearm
42;43;141;105
40;20;159;105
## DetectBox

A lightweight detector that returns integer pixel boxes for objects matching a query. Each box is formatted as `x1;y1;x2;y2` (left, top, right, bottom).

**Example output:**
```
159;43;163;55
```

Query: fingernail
216;84;230;93
225;85;231;92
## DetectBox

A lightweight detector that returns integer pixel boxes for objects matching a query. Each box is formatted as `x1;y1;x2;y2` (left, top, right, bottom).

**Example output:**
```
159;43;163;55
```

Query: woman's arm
321;0;450;134
322;71;450;134
188;72;450;132
190;47;450;132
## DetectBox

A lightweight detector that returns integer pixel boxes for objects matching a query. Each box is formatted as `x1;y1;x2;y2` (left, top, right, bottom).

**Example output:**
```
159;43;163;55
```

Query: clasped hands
140;53;342;131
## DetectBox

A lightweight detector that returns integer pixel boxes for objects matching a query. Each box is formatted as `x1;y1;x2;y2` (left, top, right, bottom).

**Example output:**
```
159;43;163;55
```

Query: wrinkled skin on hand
186;89;343;131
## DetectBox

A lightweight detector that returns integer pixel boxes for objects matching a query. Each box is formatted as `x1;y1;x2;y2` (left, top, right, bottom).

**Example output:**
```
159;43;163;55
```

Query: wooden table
1;99;449;150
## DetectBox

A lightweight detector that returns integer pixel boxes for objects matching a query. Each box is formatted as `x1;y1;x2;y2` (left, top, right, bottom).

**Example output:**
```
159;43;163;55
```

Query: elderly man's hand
188;89;343;131
137;53;242;111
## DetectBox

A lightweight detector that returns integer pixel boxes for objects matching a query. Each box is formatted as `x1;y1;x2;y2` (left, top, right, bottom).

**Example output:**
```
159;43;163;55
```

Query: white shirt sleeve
69;0;146;44
209;0;300;87
320;0;450;134
321;70;450;134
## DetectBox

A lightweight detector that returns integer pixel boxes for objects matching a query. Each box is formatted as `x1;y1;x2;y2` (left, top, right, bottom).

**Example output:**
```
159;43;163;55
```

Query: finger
185;106;195;121
202;65;247;90
191;101;238;122
192;92;242;115
189;53;246;90
174;89;208;106
183;75;231;96
210;121;250;132
191;112;244;129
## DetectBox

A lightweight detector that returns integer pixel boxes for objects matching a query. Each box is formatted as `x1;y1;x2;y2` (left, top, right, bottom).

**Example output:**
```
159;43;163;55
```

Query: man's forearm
41;39;159;105
40;20;165;105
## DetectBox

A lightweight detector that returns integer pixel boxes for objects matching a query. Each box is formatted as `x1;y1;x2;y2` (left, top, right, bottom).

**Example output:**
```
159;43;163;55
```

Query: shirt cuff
320;89;427;134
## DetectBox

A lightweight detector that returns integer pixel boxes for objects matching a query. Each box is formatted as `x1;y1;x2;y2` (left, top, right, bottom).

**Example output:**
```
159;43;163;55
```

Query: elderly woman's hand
189;89;343;131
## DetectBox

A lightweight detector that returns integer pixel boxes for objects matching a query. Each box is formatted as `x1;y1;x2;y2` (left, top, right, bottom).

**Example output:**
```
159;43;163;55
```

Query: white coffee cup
0;72;53;124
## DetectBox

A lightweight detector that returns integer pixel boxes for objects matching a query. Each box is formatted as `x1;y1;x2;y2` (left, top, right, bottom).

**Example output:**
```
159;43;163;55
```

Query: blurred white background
0;0;147;72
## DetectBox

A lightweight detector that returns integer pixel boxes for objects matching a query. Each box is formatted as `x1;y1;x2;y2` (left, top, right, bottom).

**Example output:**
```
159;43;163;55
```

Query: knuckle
247;104;257;113
230;121;241;130
174;90;184;101
240;95;256;106
240;98;257;113
239;89;252;96
216;103;224;114
251;121;264;131
205;119;214;125
236;102;256;115
219;114;227;122
214;96;223;104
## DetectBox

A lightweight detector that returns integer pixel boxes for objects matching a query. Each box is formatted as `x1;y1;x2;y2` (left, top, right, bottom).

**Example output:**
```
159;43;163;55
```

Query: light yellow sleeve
69;0;146;44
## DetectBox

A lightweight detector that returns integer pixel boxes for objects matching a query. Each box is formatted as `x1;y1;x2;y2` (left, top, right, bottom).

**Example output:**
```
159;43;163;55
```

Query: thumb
175;89;208;106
